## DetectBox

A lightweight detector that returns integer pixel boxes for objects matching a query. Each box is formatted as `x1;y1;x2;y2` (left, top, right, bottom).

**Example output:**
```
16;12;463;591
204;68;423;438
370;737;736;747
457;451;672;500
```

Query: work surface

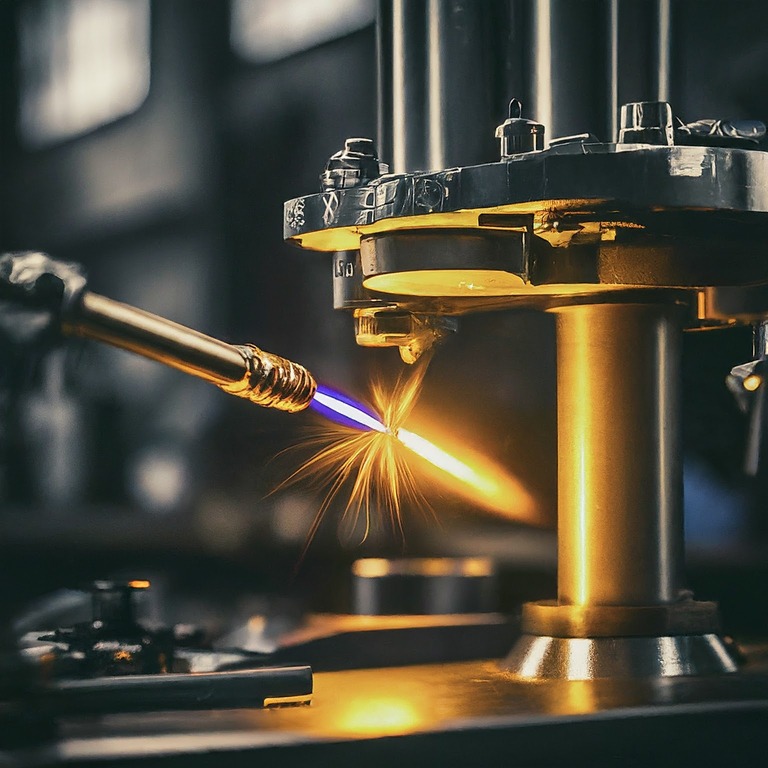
8;647;768;768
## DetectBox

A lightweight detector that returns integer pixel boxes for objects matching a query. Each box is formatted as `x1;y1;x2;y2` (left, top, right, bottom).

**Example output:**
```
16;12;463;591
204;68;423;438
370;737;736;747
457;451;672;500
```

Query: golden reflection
555;680;600;715
337;697;422;735
364;270;630;298
128;579;151;589
744;373;762;392
353;557;493;578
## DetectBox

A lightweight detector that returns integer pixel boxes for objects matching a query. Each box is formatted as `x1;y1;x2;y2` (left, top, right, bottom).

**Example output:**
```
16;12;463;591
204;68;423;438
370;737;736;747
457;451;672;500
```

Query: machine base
503;633;739;680
13;652;768;766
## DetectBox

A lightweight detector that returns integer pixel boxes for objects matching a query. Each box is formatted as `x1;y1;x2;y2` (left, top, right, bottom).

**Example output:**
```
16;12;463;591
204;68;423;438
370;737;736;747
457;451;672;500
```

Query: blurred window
230;0;375;63
17;0;151;148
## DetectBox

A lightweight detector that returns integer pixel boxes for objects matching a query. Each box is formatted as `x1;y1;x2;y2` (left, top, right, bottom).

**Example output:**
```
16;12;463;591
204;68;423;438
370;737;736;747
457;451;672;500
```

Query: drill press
284;98;768;680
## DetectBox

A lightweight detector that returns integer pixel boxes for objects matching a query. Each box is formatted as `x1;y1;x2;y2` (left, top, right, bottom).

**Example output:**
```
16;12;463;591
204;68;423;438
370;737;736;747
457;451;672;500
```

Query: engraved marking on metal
322;191;340;226
334;258;355;278
285;198;305;230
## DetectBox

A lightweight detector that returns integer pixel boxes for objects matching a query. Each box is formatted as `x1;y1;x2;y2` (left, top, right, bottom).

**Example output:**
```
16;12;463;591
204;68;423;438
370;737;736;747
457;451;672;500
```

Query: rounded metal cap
495;99;545;158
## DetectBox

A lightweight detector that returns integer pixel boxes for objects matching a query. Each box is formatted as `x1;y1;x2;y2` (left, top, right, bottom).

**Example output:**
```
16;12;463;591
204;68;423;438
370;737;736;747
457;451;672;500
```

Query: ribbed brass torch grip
64;292;316;413
221;344;317;413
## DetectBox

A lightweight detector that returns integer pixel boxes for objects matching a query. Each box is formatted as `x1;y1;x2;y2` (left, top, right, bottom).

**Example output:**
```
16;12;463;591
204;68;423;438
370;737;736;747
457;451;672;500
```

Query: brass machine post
554;302;685;608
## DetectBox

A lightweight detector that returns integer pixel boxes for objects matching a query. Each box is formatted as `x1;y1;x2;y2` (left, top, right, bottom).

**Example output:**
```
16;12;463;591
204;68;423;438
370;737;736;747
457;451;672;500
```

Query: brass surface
66;292;247;385
64;293;316;412
554;303;685;607
219;343;316;413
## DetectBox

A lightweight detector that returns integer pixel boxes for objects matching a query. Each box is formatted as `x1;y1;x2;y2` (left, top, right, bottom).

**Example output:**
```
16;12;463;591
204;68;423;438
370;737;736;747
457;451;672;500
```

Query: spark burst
276;357;539;557
278;359;433;550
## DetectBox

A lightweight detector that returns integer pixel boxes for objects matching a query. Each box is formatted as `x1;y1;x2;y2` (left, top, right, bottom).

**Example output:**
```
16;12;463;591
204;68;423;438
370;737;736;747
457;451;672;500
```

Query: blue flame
310;384;386;432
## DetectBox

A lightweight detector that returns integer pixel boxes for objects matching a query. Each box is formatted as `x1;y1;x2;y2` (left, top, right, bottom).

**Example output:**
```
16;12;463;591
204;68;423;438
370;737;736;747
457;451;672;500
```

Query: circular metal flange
503;633;738;680
502;634;737;680
356;226;768;299
521;599;721;639
284;144;768;251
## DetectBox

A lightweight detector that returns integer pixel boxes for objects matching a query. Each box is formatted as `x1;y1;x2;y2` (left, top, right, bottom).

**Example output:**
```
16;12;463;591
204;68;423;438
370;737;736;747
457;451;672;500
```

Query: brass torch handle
63;292;316;413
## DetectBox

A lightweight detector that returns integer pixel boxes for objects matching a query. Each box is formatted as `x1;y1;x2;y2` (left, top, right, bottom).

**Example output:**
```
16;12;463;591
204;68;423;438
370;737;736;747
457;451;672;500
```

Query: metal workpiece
352;557;497;615
353;307;457;363
504;634;738;680
495;99;545;158
65;292;316;413
49;666;312;715
554;302;685;607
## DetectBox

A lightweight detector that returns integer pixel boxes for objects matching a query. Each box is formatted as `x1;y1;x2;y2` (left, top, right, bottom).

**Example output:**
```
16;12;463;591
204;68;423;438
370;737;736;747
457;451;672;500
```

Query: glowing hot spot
280;369;540;554
397;428;500;498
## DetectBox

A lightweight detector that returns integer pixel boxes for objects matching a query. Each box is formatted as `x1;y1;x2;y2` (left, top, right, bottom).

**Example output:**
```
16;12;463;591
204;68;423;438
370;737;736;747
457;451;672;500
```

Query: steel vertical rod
655;0;672;102
607;0;619;141
554;303;685;606
426;0;495;169
378;0;427;172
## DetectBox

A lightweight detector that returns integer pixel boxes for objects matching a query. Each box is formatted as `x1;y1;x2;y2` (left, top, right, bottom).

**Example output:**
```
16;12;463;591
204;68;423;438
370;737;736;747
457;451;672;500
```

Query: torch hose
62;292;316;413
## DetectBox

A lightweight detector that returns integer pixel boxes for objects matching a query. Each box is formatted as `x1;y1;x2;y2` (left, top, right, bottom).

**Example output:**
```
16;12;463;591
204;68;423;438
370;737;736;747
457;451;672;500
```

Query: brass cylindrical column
554;302;685;607
505;300;732;678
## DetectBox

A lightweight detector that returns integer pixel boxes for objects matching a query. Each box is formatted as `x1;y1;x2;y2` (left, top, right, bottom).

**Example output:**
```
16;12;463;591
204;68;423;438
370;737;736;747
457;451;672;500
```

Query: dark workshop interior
1;1;768;765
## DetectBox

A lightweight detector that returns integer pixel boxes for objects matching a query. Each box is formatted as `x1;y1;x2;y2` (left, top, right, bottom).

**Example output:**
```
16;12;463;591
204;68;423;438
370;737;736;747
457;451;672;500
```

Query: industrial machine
3;1;768;766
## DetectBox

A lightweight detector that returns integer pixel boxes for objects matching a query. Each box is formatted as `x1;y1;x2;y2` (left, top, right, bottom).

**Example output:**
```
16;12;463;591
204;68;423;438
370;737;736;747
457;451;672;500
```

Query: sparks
279;360;537;552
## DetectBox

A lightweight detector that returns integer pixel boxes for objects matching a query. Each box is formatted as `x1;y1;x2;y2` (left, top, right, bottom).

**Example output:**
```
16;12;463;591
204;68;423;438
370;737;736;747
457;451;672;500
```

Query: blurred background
0;0;766;637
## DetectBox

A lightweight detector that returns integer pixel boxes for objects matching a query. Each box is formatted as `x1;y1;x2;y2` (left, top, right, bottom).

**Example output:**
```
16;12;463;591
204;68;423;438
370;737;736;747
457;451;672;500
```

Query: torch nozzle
220;343;316;413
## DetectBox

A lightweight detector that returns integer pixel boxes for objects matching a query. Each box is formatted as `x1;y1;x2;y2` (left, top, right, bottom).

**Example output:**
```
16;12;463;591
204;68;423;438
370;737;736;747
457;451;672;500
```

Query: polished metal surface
504;634;738;680
24;655;768;766
67;292;247;385
426;0;496;169
521;599;720;639
377;0;428;173
554;303;684;606
65;292;316;412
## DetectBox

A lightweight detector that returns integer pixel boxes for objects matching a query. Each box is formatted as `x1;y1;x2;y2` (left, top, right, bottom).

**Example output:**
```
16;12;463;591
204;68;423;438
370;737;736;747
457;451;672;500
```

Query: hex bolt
320;138;389;191
618;101;675;145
